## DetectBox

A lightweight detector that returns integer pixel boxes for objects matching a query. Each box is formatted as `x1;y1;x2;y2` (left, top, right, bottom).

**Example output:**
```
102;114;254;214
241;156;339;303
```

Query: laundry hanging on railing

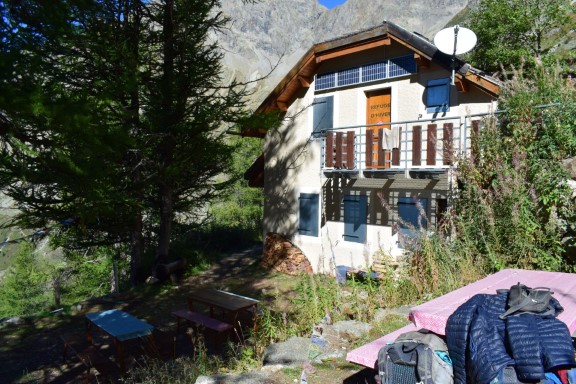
382;126;401;150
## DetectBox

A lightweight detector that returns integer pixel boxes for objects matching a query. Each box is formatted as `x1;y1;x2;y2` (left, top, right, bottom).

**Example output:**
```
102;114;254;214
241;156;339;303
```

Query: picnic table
187;288;259;326
346;268;576;369
85;309;155;373
172;288;260;345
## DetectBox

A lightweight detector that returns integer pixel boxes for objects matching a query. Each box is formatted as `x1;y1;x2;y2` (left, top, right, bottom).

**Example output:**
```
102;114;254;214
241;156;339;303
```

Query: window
316;72;336;90
299;193;319;237
314;55;417;91
426;78;450;113
337;67;360;87
312;96;333;137
343;195;367;243
398;197;428;248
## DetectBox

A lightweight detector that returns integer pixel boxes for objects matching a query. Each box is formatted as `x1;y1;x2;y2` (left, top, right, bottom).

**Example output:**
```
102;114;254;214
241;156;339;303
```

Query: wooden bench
60;335;120;379
172;309;233;333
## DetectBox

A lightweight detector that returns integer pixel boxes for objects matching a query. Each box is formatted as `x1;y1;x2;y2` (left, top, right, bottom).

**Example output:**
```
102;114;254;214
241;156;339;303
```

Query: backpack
490;366;555;384
377;329;453;384
499;283;556;319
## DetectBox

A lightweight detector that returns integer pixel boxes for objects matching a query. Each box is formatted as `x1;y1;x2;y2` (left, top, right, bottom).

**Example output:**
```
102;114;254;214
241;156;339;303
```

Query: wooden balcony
321;115;483;177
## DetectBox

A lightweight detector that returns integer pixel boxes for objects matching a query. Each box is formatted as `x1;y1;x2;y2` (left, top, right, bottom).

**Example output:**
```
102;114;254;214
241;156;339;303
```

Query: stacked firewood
371;250;409;276
262;232;313;275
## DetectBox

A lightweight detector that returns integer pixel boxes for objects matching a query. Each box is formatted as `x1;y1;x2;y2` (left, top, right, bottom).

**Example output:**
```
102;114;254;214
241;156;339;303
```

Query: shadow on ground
0;246;300;383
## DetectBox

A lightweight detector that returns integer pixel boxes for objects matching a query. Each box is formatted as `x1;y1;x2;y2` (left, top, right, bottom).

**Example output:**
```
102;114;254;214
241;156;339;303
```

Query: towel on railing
382;126;400;150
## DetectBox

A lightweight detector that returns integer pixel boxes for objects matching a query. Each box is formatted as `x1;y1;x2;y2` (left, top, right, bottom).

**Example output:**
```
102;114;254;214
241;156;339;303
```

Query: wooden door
366;89;391;168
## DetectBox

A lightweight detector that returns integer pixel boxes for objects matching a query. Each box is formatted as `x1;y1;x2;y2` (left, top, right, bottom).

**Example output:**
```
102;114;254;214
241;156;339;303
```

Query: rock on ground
195;371;274;384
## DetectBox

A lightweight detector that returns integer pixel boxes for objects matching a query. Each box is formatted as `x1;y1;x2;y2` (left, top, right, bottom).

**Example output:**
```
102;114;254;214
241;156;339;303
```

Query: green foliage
60;247;123;304
209;135;263;241
464;0;573;72
290;274;342;332
0;243;126;318
447;63;576;272
0;243;50;317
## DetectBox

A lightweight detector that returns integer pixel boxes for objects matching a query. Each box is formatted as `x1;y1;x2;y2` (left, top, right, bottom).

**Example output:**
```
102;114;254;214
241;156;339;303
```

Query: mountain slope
218;0;470;105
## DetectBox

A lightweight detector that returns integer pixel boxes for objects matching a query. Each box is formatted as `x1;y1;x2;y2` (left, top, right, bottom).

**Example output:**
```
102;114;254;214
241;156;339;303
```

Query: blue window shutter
343;195;367;243
398;197;428;229
398;197;428;247
299;193;319;237
312;96;334;137
426;78;450;113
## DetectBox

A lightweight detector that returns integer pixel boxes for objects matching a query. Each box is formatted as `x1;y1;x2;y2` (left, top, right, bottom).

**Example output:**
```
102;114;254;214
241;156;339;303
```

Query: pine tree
0;0;251;285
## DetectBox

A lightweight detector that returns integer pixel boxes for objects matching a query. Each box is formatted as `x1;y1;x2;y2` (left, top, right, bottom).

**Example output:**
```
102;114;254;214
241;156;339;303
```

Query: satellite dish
434;25;477;85
434;25;477;56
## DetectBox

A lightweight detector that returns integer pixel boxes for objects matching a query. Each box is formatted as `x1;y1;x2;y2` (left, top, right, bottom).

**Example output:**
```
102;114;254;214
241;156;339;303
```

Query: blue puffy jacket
446;292;575;383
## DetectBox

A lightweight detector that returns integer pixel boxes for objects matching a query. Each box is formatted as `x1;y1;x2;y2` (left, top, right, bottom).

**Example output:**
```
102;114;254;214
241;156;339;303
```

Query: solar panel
315;72;336;90
362;61;387;83
315;55;416;92
337;67;360;87
389;55;417;78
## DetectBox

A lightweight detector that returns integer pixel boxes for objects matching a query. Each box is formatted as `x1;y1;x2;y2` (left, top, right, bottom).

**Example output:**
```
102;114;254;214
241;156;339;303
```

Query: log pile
262;232;313;275
371;252;398;274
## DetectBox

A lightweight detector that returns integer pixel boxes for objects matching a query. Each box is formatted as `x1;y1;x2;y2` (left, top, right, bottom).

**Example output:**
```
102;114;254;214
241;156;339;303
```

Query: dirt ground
0;247;379;384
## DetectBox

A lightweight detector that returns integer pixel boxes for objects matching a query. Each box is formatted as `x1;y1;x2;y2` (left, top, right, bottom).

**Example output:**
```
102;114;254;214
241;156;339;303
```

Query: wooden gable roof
242;21;501;138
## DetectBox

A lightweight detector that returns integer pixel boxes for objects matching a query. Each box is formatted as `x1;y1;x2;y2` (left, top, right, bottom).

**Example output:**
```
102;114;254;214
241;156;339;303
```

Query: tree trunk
154;0;176;270
156;185;174;267
130;213;144;286
125;0;144;286
53;275;61;308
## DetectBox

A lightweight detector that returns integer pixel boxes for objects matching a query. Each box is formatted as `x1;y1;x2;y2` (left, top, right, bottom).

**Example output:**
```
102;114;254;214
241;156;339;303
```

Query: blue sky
319;0;348;9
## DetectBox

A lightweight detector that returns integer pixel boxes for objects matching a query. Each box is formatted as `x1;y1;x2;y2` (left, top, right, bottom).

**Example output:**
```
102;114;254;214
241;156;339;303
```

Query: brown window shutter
427;124;437;166
335;132;343;168
325;132;334;168
377;128;386;167
366;130;374;167
413;125;422;166
443;123;453;165
346;131;355;169
392;127;402;166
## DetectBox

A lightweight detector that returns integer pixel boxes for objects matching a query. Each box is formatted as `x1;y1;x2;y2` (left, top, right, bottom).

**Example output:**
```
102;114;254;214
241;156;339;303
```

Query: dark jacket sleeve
447;293;515;384
538;317;576;372
469;294;514;384
447;295;480;384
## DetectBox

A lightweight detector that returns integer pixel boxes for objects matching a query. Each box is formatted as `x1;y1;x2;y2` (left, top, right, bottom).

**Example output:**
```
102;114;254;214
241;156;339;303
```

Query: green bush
0;243;50;317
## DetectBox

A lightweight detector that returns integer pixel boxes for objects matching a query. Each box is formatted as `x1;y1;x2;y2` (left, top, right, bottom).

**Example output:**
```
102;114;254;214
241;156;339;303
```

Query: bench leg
62;341;69;363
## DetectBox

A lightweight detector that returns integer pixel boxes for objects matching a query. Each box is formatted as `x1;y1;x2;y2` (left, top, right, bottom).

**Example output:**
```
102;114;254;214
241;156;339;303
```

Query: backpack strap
415;344;433;383
499;289;555;319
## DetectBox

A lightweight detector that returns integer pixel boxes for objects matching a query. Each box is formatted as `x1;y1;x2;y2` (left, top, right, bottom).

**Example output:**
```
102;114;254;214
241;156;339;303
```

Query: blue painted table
85;309;154;372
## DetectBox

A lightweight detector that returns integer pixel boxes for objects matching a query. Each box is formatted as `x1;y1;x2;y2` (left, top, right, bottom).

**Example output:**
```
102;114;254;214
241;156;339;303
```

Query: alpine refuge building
244;21;500;274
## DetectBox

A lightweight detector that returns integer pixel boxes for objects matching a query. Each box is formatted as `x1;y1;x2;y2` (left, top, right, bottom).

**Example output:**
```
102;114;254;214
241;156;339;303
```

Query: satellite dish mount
433;25;477;86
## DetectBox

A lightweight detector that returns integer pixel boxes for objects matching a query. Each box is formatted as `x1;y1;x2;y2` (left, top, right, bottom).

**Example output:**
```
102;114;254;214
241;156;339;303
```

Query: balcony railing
320;113;490;176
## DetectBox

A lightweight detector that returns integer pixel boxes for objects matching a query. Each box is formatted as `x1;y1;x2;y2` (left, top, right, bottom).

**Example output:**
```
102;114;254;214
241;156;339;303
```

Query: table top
409;268;576;336
188;288;259;312
85;309;154;341
346;268;576;369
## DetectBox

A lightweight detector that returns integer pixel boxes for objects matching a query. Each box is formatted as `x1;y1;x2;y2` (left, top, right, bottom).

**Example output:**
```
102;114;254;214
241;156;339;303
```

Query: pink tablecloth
346;268;576;369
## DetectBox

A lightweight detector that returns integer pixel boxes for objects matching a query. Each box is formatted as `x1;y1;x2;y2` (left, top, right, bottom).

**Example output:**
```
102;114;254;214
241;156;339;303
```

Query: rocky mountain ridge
218;0;471;106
